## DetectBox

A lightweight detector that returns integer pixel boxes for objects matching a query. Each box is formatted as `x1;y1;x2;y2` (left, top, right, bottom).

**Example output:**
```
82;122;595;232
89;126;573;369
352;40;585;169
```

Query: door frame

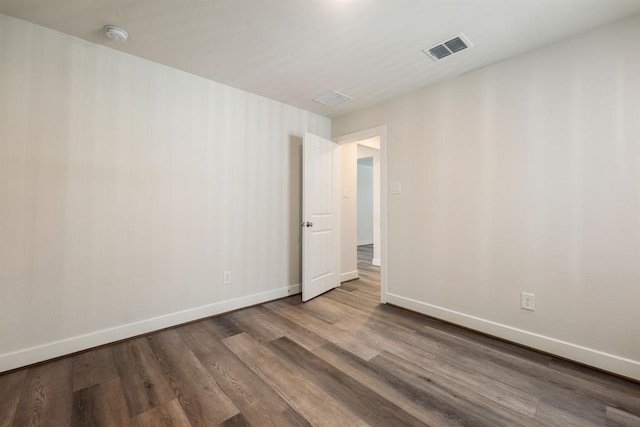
334;125;388;304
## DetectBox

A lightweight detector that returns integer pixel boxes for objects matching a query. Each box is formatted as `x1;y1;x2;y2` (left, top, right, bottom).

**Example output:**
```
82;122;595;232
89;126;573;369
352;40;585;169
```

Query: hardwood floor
2;244;639;426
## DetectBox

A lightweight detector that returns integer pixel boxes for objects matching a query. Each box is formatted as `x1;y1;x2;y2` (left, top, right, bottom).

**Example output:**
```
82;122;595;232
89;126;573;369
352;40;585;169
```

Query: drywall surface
333;15;640;379
0;14;330;371
357;160;374;245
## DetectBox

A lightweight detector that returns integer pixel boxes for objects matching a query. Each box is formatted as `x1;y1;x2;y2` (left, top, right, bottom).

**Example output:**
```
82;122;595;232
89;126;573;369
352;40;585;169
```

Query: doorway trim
334;125;388;304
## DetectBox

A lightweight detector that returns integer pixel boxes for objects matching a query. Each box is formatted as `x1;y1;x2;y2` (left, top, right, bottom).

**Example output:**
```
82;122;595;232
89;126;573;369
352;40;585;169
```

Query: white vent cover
424;33;473;61
313;91;353;107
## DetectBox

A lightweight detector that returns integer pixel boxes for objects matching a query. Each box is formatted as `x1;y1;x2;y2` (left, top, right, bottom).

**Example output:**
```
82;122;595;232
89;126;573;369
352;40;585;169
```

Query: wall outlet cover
521;292;535;311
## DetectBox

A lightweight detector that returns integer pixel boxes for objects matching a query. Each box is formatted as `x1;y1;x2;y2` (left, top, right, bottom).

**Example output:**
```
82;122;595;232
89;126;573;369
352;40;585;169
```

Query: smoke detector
424;33;473;61
104;25;128;42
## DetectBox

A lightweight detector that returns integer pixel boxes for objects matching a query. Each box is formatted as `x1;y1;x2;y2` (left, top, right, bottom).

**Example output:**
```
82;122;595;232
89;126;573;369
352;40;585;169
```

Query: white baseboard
0;283;301;373
341;270;359;282
372;258;381;267
386;293;640;381
358;240;373;246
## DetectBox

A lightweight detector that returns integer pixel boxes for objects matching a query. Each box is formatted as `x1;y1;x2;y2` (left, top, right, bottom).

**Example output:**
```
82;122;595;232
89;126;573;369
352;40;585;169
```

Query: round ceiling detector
104;25;128;41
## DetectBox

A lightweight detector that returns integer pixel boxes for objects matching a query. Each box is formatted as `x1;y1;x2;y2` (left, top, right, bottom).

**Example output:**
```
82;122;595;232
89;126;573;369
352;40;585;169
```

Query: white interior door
302;132;341;302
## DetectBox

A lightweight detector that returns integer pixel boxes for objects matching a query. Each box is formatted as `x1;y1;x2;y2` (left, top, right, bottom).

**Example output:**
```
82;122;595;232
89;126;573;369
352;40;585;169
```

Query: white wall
333;14;640;380
357;158;374;246
0;14;330;372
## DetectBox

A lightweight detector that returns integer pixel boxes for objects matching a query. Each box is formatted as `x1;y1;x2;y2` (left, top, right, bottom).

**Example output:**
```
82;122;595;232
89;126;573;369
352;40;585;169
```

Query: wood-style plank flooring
2;245;640;426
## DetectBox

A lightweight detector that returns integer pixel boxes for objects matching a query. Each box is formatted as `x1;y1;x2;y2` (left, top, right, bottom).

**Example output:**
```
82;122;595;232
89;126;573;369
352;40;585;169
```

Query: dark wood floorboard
2;245;639;426
268;336;426;426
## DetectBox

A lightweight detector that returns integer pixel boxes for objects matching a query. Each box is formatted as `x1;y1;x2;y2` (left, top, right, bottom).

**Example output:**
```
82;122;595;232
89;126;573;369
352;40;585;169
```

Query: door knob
301;221;314;227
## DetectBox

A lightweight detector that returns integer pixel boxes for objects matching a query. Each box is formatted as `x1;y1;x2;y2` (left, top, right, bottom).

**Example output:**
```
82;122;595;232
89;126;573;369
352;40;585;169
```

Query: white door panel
302;132;340;302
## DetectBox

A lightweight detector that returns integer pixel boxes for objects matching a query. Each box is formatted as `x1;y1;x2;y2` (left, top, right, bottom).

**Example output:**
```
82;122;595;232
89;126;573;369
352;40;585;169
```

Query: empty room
1;1;640;426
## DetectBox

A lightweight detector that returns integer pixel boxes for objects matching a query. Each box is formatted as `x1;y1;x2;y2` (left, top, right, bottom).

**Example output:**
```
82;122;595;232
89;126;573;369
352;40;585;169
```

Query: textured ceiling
2;0;640;117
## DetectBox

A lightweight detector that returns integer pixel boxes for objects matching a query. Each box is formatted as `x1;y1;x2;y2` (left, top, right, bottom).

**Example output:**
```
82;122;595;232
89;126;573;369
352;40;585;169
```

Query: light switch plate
390;182;402;194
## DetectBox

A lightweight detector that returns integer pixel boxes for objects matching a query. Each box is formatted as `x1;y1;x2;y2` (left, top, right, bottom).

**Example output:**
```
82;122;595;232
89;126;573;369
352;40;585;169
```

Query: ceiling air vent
313;91;352;107
424;33;473;61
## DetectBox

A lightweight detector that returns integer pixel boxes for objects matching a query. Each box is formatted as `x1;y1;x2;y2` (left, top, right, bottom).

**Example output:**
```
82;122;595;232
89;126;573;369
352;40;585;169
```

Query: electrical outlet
521;292;535;311
223;271;231;285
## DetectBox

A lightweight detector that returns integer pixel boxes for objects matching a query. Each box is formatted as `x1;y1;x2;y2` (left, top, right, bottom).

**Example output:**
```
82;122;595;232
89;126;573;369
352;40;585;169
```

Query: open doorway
356;140;380;286
335;126;387;303
356;140;381;268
